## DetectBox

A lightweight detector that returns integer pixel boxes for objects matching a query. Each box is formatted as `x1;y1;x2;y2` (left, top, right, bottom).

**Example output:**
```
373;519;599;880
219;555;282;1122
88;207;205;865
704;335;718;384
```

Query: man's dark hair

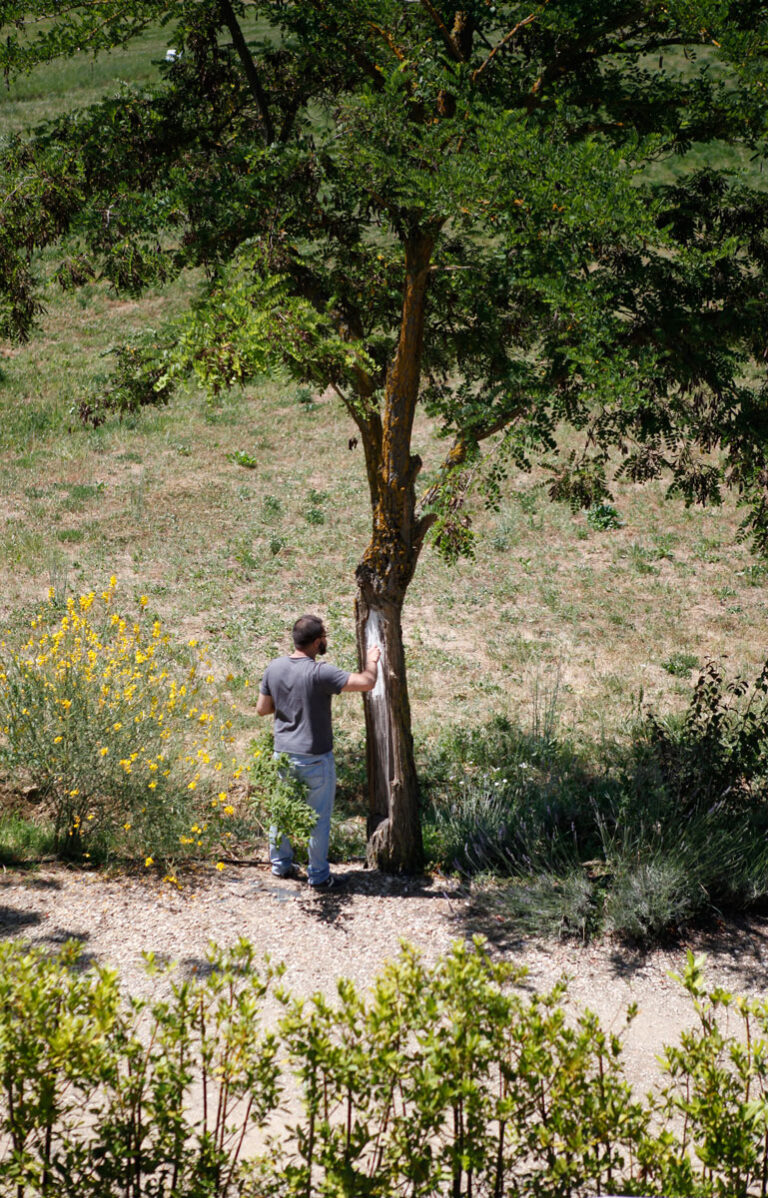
293;614;324;648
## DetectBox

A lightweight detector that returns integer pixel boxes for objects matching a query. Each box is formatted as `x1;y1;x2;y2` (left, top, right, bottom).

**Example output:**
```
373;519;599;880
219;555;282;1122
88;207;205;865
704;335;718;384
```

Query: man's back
260;655;349;755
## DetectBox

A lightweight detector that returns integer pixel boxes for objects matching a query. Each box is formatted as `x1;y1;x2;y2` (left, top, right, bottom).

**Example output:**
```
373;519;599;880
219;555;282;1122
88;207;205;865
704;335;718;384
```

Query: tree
1;0;768;870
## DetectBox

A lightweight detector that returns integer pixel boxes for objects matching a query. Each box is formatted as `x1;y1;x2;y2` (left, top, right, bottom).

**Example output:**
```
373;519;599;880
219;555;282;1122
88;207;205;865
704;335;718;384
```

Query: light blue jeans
269;750;335;886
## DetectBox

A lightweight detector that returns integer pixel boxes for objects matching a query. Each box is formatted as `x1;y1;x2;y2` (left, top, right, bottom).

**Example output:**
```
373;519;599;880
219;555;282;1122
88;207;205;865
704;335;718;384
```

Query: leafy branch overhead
2;1;768;549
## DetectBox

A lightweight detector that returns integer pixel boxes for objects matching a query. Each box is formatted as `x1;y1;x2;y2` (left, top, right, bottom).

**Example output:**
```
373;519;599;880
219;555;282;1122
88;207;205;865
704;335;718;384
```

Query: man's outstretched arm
342;647;381;693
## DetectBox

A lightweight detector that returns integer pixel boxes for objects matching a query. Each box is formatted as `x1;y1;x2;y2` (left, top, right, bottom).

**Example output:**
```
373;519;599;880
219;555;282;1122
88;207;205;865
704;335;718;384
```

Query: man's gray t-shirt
259;656;350;755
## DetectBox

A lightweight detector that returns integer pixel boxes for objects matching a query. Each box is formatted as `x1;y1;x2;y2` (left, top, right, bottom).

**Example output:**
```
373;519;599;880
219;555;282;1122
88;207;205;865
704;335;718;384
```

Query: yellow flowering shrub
0;580;236;861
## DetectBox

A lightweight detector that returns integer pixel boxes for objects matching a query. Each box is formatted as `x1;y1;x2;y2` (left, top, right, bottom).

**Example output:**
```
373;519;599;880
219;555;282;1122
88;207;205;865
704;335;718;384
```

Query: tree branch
415;412;511;518
368;22;407;63
217;0;275;145
418;0;464;62
472;7;544;83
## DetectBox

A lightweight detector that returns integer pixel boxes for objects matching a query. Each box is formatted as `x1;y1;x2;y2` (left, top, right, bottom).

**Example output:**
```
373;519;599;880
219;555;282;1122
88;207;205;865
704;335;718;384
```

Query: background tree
1;0;767;870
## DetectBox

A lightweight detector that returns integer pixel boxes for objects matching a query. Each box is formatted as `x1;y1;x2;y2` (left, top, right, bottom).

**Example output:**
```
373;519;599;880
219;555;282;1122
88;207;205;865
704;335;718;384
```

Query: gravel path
6;861;768;1094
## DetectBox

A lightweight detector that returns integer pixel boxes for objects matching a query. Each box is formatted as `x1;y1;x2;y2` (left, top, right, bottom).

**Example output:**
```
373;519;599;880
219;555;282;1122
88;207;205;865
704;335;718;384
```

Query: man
256;614;380;892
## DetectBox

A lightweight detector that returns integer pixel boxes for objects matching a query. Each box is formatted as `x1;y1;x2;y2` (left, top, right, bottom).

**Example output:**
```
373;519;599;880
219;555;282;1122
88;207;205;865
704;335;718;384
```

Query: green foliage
226;449;257;469
642;657;768;814
77;329;177;427
6;936;768;1196
248;733;317;851
662;651;700;676
0;937;282;1197
1;0;767;544
0;813;56;863
586;503;624;531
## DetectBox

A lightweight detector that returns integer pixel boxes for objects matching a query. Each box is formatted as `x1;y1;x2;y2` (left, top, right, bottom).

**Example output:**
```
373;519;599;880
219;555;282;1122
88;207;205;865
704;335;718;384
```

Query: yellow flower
145;856;154;867
54;736;63;744
139;595;148;608
218;792;227;802
148;781;157;789
215;861;226;871
99;747;109;756
224;805;235;816
123;822;131;831
69;789;79;797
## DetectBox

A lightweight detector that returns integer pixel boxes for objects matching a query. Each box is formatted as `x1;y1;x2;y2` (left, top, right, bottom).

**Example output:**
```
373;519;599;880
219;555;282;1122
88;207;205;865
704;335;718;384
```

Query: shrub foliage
422;659;768;940
0;582;237;862
0;937;767;1197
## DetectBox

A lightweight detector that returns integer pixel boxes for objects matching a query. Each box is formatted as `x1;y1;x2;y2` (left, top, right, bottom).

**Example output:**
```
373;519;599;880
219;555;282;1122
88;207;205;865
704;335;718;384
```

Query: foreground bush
0;937;766;1197
0;581;237;862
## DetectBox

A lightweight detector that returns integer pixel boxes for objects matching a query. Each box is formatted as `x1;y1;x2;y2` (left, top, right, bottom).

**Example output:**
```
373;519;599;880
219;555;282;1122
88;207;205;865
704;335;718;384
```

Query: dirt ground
6;859;768;1096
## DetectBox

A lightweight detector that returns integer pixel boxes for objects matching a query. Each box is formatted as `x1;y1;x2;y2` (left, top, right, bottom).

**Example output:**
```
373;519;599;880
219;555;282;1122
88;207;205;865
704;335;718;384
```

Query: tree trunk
353;231;436;872
355;584;422;872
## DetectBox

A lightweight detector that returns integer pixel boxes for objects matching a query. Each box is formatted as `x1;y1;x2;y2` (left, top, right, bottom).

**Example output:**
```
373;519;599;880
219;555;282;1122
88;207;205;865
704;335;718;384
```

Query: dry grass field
1;260;764;752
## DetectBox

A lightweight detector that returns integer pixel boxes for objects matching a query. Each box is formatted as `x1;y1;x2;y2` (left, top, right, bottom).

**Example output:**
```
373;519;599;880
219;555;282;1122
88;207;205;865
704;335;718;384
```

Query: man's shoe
272;864;301;880
309;873;347;893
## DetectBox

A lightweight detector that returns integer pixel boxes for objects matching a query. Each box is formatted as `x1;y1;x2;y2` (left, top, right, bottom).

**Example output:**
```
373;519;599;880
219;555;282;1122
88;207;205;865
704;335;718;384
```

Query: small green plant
248;734;317;853
226;449;257;469
627;542;660;575
76;328;177;427
586;503;623;530
741;561;768;586
295;385;317;410
662;651;699;676
0;813;56;863
304;507;325;525
262;495;282;519
232;537;259;571
517;490;538;515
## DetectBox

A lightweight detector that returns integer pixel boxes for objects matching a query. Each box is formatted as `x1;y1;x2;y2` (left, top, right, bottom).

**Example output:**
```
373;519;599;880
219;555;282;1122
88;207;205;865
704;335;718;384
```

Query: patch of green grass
662;652;699;677
0;814;56;864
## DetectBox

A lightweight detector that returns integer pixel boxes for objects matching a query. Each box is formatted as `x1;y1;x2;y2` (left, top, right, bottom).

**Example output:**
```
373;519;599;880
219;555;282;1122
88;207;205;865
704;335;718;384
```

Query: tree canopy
2;0;768;868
